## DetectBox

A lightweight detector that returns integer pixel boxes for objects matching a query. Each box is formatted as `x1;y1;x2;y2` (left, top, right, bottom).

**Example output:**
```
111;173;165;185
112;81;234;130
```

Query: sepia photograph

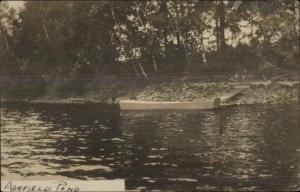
1;0;299;191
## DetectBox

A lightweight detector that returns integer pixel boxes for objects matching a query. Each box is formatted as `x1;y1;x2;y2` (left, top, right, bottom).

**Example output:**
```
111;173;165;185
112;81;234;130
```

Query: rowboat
119;98;220;110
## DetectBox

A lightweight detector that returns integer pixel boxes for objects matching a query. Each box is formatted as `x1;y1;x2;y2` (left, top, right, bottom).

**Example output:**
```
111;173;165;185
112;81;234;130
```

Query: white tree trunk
137;61;148;79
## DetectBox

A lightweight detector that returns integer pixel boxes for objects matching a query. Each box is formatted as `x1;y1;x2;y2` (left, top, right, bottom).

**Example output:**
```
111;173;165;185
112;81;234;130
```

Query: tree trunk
215;11;220;52
41;4;51;42
131;62;140;77
129;47;139;77
219;1;226;51
137;61;148;79
163;29;168;51
152;55;158;72
135;2;146;28
173;14;189;71
135;2;159;74
42;22;50;42
199;32;207;67
249;14;254;45
293;0;299;37
231;32;234;46
3;34;9;51
110;5;116;20
176;32;181;49
160;1;169;55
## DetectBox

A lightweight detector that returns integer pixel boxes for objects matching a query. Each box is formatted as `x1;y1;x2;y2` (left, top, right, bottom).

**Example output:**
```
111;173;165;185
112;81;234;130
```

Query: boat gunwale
119;99;216;104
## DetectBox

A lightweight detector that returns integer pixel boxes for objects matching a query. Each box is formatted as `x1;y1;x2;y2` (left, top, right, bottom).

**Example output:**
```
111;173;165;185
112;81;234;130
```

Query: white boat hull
119;98;220;110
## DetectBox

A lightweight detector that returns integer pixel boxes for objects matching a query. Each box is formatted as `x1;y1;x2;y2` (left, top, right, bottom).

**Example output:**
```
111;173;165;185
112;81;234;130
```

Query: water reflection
1;102;300;190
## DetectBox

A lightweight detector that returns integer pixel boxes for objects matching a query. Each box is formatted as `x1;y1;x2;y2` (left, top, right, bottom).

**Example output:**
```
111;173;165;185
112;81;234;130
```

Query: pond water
1;102;300;191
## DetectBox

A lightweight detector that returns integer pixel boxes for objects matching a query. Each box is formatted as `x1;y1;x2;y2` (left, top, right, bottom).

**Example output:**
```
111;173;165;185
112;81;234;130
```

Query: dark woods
0;1;299;97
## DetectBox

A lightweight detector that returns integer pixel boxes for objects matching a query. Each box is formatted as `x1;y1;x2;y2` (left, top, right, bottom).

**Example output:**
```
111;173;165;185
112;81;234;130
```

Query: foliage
0;0;299;97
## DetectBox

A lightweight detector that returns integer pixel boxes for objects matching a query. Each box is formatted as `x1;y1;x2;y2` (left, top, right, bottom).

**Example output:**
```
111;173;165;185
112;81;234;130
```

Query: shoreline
1;80;298;106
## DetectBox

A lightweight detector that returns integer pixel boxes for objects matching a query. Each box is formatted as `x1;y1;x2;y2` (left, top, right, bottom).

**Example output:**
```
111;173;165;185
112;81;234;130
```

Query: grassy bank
1;78;298;105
